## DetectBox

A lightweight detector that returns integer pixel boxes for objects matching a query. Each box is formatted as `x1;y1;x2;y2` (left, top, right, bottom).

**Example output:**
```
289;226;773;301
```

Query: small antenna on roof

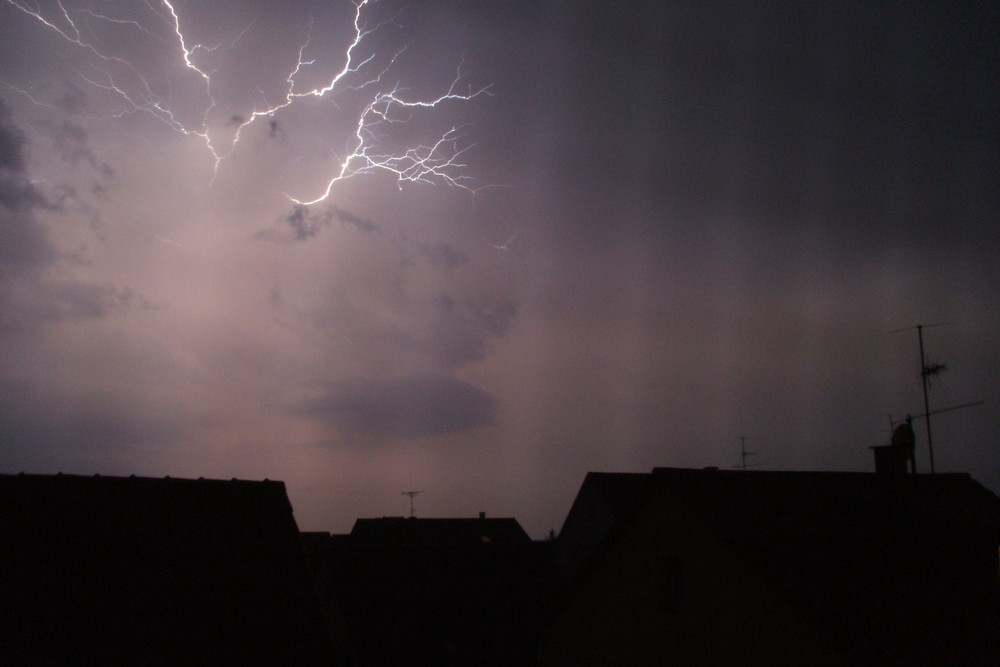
888;322;954;473
734;436;760;471
401;490;423;518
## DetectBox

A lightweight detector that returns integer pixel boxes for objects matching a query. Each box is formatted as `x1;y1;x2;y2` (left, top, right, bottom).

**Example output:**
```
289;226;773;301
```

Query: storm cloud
1;1;996;539
286;375;496;438
391;292;517;369
1;98;58;317
258;204;381;243
416;241;468;270
45;119;113;176
0;98;137;332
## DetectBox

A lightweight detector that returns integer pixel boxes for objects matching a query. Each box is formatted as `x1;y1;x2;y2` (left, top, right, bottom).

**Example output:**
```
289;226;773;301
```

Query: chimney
478;511;486;520
870;445;908;476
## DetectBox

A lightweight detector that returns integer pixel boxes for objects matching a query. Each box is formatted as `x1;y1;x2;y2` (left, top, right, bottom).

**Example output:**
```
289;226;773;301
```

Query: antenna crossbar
401;490;423;518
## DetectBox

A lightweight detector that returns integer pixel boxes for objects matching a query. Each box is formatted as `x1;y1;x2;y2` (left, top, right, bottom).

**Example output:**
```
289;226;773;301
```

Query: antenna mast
401;491;422;518
889;322;951;473
738;436;758;471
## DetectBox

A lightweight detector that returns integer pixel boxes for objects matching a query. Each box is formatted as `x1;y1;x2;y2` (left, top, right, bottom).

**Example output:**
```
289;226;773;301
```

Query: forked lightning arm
3;0;490;204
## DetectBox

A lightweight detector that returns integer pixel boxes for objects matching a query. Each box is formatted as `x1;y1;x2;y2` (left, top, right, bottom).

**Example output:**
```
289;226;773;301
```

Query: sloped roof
0;473;336;664
651;468;1000;664
558;472;651;530
561;468;1000;559
648;468;1000;580
556;467;1000;664
554;472;653;578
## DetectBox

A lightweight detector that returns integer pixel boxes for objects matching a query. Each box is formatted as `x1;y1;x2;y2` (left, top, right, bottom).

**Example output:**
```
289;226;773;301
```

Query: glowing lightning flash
3;0;491;205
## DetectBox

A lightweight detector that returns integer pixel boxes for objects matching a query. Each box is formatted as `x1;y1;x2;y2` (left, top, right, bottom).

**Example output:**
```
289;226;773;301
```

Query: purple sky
2;0;998;537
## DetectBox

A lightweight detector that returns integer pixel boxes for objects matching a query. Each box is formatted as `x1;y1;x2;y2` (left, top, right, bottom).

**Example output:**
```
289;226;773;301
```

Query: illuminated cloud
0;1;996;539
2;0;489;202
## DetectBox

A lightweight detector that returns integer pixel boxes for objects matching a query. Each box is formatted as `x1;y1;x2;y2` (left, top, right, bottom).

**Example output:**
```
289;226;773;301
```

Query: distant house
540;468;1000;666
0;473;340;664
308;515;560;665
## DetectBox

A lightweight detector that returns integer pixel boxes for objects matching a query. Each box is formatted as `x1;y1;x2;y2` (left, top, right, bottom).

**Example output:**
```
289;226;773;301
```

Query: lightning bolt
3;0;491;204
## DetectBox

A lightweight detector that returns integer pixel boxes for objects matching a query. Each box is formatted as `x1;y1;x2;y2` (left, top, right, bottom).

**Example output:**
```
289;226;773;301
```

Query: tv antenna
401;491;423;518
887;400;985;472
888;322;951;473
734;436;760;471
888;401;985;431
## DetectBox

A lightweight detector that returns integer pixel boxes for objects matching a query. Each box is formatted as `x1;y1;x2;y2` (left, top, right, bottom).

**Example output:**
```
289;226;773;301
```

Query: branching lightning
2;0;491;205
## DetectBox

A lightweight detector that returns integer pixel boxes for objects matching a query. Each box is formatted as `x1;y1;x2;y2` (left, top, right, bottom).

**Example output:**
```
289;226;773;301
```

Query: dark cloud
54;80;88;115
254;205;329;243
0;99;28;173
390;292;517;369
0;97;140;332
0;379;197;471
49;120;93;164
287;375;496;438
0;280;145;334
465;294;516;336
2;282;145;332
2;0;995;537
45;119;113;177
286;205;331;241
258;205;379;243
1;98;57;279
0;201;55;280
434;293;514;365
416;241;468;270
333;206;380;234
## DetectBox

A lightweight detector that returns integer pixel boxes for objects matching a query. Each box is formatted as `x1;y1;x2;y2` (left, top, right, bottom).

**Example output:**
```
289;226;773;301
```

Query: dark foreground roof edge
2;471;287;486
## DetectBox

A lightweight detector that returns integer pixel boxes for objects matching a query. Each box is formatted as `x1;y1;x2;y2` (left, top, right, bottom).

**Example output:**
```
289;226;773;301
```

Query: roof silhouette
550;468;1000;665
0;473;336;664
310;515;557;665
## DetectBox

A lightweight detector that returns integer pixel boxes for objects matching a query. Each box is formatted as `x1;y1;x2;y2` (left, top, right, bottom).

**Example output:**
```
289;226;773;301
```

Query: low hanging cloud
43;119;114;177
333;206;381;234
4;283;155;332
0;97;140;333
1;97;58;285
0;379;197;467
285;374;496;438
53;79;89;115
416;241;468;270
393;292;517;369
257;204;380;243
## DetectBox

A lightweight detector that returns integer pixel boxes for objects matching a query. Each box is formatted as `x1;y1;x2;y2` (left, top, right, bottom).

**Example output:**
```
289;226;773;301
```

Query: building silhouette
2;465;998;664
0;473;340;664
541;468;1000;665
304;515;559;665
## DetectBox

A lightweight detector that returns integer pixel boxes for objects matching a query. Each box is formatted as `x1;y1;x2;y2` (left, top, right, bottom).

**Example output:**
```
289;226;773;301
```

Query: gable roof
648;468;1000;575
0;473;336;664
554;472;653;578
554;467;1000;664
560;468;1000;557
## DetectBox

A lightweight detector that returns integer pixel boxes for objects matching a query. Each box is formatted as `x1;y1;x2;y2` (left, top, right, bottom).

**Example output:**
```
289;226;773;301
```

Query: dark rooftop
0;473;337;664
311;515;557;665
556;467;1000;665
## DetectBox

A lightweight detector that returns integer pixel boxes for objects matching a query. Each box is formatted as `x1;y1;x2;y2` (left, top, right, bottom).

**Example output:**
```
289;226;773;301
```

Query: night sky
2;0;997;537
